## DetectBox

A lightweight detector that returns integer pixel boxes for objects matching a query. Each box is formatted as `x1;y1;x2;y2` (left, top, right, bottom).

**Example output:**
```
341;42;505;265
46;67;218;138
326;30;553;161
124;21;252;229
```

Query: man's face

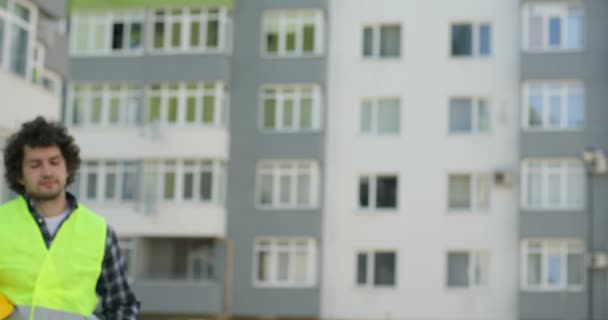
19;145;68;201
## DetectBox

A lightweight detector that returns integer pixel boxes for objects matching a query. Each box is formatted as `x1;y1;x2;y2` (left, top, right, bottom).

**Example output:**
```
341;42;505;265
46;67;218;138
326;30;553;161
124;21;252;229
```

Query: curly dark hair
3;116;81;195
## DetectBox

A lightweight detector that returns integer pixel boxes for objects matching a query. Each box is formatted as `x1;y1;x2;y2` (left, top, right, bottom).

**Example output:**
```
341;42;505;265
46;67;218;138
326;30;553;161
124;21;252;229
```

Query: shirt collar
23;191;79;218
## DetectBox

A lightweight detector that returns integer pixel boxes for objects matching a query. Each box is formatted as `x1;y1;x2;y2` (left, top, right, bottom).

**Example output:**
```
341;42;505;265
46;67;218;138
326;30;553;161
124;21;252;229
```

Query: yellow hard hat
0;292;14;319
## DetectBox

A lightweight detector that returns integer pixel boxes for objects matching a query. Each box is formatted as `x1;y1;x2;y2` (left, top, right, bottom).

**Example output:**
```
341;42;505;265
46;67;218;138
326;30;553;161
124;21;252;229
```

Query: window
362;24;401;58
254;238;317;287
448;173;491;211
360;98;400;135
142;159;226;203
68;84;141;127
73;160;140;202
147;82;224;127
187;247;215;280
150;7;227;53
522;240;584;290
356;251;397;287
261;85;322;132
119;238;136;280
523;82;584;130
449;98;490;133
446;251;489;288
263;10;323;57
523;5;583;51
70;160;226;205
0;0;36;78
451;23;491;57
31;41;43;83
359;174;398;210
71;11;144;55
522;160;584;209
29;42;62;95
257;161;319;209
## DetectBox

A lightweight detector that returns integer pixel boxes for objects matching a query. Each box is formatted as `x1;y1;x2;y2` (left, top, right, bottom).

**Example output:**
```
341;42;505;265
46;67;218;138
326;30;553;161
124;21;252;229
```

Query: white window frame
187;247;215;280
446;250;490;289
521;239;585;291
262;10;324;58
256;160;319;209
448;97;491;134
450;21;492;58
180;160;220;203
118;238;136;281
0;0;38;80
521;159;585;210
522;81;585;131
70;10;145;56
355;250;398;289
75;160;139;203
146;159;225;204
121;161;138;201
357;173;399;212
259;84;322;132
361;23;402;59
159;160;178;202
359;97;401;135
146;82;224;127
102;160;121;201
181;160;198;202
79;160;100;201
67;83;141;127
147;7;228;54
447;173;491;212
253;237;317;288
31;41;44;82
522;4;584;52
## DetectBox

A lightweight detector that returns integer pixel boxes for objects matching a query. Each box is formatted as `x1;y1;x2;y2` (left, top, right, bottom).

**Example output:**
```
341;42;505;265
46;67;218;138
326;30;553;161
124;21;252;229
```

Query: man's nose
40;162;53;176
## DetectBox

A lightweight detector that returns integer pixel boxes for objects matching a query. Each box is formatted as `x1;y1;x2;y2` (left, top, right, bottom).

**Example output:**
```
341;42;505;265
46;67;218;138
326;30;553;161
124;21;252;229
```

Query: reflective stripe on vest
9;305;88;320
0;196;106;318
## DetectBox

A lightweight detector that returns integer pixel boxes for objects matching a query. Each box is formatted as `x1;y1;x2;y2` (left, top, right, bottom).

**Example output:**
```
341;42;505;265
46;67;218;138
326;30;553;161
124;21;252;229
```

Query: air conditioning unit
493;170;514;187
591;252;608;269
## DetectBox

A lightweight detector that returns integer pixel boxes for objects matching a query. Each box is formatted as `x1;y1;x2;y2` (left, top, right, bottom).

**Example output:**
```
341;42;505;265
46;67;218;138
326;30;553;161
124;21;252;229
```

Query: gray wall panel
71;55;230;82
520;292;586;320
225;0;327;317
519;0;608;319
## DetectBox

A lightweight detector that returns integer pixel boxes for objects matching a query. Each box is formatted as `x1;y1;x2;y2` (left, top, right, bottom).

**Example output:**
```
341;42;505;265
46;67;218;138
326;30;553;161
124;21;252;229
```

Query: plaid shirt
24;193;140;320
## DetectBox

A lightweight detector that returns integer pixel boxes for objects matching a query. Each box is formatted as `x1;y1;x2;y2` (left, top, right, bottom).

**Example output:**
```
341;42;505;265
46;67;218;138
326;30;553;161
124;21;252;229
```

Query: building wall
323;0;519;319
66;2;233;317
225;0;328;317
518;0;608;318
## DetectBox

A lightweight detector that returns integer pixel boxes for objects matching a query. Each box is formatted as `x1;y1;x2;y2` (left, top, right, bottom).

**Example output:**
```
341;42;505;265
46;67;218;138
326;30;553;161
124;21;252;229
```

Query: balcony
133;280;222;315
73;159;227;237
128;238;225;315
0;70;60;130
71;126;229;160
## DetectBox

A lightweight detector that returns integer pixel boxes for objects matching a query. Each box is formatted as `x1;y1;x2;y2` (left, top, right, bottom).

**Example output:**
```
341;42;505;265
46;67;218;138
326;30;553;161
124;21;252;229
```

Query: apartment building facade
322;0;519;319
0;0;67;201
226;0;327;318
62;0;608;319
67;0;232;317
67;0;327;318
518;0;608;319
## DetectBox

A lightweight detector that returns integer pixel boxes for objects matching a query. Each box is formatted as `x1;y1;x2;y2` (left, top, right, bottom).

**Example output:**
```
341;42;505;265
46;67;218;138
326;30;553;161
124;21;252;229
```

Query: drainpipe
223;238;234;320
586;171;594;320
581;147;607;320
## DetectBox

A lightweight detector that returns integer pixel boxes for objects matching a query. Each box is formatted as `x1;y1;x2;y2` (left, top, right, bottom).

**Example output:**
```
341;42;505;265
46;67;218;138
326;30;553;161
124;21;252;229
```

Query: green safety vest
0;196;106;320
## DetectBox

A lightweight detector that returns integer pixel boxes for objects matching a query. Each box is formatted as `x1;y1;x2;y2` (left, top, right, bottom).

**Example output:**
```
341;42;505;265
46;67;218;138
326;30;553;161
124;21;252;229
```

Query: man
0;117;139;319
